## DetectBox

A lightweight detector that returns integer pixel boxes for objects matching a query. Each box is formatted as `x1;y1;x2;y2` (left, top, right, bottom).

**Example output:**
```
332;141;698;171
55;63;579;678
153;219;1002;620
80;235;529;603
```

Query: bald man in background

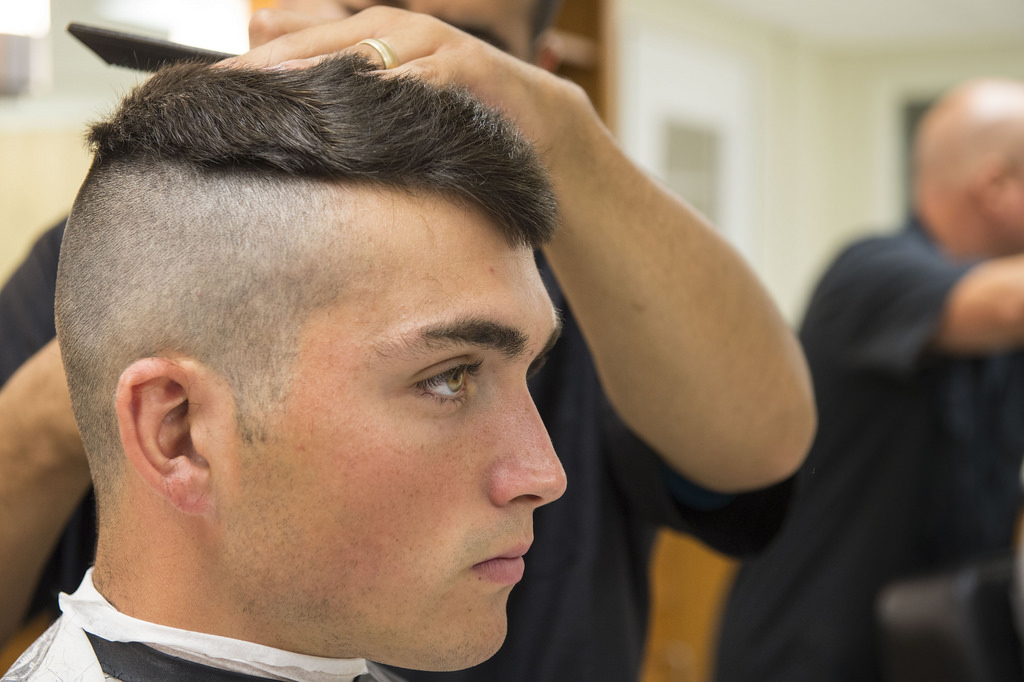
715;78;1024;682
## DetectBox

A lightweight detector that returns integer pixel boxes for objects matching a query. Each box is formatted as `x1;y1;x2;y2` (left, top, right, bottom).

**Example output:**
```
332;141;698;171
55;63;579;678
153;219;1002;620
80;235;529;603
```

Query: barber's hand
230;7;595;174
247;7;336;50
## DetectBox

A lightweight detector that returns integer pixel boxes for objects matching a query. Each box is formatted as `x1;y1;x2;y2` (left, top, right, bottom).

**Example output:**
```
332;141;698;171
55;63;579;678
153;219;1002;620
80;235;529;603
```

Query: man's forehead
322;183;505;250
312;182;549;313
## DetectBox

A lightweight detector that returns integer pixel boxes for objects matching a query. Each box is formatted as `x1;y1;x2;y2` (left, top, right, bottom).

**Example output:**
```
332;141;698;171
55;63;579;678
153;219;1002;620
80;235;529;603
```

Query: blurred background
1;0;1022;680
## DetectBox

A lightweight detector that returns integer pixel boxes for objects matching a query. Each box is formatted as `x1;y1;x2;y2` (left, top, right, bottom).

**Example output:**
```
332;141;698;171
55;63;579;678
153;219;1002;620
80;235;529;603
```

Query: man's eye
440;366;467;396
418;361;482;402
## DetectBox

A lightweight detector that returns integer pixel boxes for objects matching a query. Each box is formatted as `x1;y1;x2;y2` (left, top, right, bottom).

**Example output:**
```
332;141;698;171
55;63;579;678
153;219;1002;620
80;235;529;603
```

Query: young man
4;55;566;680
716;78;1024;682
0;3;816;679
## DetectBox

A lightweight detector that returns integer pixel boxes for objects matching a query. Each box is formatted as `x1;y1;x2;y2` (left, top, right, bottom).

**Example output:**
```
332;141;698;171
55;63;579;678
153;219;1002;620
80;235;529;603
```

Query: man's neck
60;569;370;682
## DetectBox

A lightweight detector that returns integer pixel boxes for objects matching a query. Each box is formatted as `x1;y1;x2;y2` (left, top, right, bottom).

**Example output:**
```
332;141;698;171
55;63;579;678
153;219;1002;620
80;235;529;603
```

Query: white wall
0;0;245;283
614;0;1024;322
0;0;148;283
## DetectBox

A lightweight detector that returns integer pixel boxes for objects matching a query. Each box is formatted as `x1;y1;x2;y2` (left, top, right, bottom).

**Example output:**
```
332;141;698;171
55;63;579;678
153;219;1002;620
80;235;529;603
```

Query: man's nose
487;397;567;508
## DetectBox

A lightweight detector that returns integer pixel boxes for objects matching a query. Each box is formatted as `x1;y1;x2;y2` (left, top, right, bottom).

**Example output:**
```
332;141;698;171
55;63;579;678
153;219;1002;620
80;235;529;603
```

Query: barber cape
2;570;405;682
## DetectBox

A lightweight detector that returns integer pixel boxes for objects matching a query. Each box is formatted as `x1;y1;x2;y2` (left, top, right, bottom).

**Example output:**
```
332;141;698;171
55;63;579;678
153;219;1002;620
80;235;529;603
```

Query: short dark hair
87;57;555;248
56;56;557;504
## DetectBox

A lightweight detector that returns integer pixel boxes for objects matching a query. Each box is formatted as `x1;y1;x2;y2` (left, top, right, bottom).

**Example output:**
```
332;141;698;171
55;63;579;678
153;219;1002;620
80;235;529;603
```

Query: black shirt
3;221;791;682
715;218;1024;682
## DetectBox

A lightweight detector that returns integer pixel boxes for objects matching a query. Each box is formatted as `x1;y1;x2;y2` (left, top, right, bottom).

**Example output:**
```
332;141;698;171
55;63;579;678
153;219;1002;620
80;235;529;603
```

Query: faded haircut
56;56;557;505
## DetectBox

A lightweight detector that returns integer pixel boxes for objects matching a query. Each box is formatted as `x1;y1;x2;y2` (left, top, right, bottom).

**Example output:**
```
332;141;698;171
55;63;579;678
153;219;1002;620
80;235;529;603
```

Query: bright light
0;1;50;38
98;0;250;54
169;0;249;54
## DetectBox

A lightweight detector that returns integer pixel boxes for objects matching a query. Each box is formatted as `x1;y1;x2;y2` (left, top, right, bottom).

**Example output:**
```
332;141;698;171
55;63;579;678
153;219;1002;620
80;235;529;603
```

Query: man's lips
472;543;532;585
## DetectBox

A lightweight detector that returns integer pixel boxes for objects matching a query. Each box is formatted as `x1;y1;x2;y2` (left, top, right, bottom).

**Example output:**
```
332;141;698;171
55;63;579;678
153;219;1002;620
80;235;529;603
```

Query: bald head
916;79;1024;189
914;79;1024;256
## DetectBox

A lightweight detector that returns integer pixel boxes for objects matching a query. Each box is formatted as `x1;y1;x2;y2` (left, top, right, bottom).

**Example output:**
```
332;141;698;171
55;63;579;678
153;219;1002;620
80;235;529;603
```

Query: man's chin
382;613;509;672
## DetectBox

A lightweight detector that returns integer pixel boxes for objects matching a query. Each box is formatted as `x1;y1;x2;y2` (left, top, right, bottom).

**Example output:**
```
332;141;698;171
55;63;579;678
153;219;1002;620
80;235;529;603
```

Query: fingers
223;4;569;152
230;6;455;69
248;8;331;49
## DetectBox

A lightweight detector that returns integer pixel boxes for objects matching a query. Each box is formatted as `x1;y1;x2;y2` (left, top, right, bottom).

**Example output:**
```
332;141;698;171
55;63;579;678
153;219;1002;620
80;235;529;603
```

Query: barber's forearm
542;106;815;492
932;255;1024;354
0;340;91;644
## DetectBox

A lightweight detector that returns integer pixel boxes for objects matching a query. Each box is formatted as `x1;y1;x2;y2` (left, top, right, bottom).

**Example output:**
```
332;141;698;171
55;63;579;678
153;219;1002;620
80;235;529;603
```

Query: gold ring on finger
356;38;399;70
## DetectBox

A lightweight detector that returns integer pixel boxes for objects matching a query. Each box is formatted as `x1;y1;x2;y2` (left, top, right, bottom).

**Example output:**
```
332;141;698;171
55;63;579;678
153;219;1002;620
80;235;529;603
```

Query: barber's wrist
528;74;596;173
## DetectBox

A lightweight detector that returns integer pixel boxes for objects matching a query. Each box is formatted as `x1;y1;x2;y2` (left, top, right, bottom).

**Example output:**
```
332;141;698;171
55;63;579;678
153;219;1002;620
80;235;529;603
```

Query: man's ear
115;357;232;515
971;157;1016;218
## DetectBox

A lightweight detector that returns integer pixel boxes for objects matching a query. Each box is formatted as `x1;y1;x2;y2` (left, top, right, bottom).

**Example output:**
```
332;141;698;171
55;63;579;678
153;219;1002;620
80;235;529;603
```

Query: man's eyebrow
421;318;529;359
381;315;563;361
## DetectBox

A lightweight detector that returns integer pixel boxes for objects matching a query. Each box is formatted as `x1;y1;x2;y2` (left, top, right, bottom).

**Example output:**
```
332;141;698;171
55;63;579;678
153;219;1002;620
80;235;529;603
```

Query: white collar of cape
57;567;370;682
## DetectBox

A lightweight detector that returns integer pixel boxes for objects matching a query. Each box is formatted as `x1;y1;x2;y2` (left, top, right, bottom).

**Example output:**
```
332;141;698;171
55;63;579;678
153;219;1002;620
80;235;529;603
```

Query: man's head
914;78;1024;257
56;56;566;669
277;0;563;62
